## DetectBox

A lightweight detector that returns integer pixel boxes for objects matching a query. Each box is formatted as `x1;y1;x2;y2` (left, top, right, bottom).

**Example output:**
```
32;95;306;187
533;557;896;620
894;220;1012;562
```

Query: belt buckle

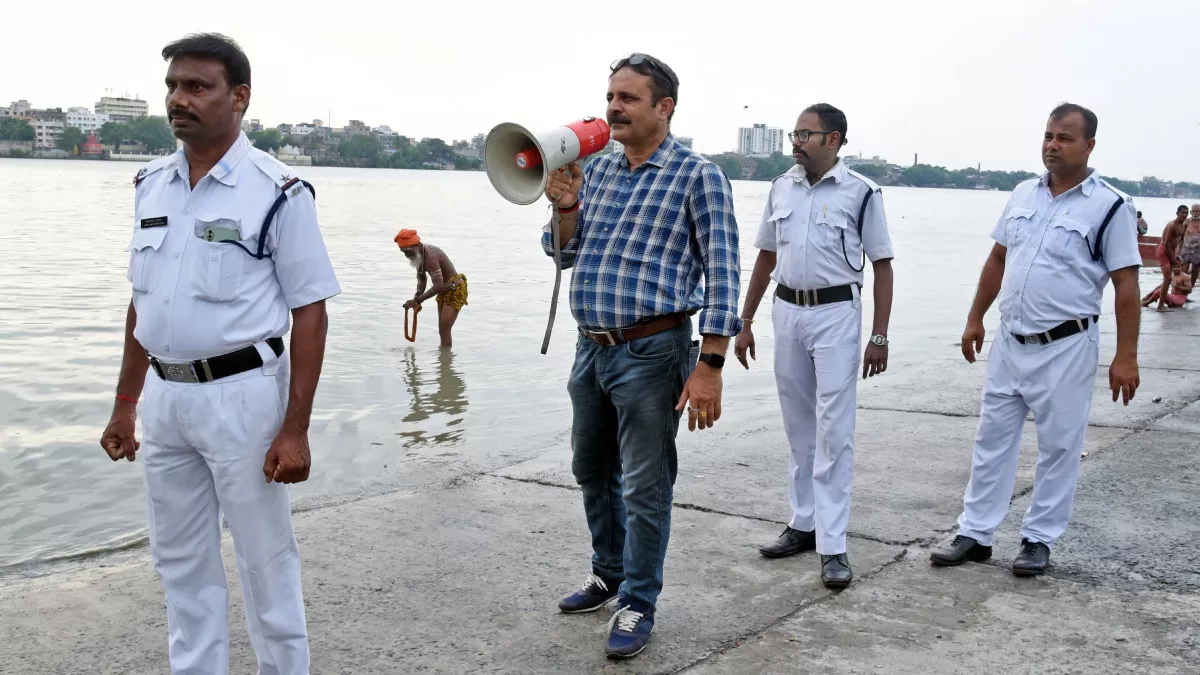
161;361;199;383
804;289;818;306
591;330;618;347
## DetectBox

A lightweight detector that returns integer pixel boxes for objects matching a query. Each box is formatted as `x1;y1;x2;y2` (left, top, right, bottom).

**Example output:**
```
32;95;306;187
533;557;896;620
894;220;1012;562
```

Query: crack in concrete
489;475;923;548
669;548;911;674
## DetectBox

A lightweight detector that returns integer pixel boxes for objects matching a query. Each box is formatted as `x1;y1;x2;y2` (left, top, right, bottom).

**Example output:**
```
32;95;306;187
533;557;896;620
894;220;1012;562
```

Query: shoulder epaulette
133;154;176;188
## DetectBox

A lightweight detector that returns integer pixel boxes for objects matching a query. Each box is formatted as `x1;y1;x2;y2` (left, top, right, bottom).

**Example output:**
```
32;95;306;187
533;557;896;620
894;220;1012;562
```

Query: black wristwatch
698;353;725;369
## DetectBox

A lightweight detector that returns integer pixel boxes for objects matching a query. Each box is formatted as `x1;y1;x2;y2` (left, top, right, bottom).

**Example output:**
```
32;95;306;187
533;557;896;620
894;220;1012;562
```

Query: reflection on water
397;348;468;448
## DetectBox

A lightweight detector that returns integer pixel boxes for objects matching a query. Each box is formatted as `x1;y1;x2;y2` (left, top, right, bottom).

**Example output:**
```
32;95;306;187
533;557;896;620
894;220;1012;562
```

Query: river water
0;158;1178;573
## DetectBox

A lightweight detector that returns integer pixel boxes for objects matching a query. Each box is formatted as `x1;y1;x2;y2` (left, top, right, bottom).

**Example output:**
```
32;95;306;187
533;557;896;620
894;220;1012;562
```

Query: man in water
1137;211;1148;236
1153;205;1189;312
395;229;466;348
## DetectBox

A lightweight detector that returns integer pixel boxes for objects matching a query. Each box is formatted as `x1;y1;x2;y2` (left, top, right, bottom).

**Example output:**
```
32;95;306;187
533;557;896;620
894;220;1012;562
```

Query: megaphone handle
541;206;564;355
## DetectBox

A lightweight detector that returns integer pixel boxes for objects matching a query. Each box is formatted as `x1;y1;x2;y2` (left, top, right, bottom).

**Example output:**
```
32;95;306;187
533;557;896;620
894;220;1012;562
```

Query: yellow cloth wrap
437;274;468;311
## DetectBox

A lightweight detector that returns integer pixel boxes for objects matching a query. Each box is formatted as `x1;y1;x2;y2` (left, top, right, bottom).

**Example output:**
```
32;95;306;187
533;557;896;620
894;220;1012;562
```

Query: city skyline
3;0;1199;182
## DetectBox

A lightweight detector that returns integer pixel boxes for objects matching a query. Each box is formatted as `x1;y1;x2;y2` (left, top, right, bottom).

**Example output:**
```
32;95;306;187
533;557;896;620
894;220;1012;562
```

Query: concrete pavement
3;308;1199;674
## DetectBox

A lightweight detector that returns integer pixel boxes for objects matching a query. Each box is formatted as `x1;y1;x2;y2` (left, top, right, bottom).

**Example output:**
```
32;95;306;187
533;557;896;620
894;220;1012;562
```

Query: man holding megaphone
538;53;743;660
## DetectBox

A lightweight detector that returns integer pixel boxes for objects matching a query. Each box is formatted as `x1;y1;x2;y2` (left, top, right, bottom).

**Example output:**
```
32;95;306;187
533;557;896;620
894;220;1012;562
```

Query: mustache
169;108;199;121
792;148;808;158
608;114;631;125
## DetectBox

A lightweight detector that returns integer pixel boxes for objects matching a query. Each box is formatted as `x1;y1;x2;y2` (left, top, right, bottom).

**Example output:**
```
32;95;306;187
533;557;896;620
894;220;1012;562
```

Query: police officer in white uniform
931;102;1141;577
99;33;340;675
734;103;894;588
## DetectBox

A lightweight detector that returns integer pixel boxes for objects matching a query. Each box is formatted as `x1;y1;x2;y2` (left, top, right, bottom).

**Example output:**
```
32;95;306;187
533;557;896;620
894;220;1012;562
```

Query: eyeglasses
610;53;679;90
789;129;833;144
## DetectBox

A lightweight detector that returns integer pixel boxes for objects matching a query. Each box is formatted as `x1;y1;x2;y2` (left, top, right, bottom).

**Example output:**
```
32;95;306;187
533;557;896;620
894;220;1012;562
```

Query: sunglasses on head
611;53;678;90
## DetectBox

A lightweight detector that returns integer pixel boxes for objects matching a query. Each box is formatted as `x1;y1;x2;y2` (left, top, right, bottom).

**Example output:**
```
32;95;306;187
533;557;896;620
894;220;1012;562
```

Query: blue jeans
567;320;699;609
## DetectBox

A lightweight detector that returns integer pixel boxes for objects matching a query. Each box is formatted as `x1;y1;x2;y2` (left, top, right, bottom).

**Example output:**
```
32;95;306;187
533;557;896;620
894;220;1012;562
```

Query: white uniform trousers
957;322;1099;548
140;352;309;675
771;292;862;555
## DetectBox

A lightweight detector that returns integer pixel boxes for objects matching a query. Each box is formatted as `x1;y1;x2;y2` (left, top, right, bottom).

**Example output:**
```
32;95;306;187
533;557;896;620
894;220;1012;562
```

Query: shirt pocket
1048;216;1092;261
126;227;168;294
769;207;793;245
189;215;248;303
1005;207;1037;249
814;213;852;250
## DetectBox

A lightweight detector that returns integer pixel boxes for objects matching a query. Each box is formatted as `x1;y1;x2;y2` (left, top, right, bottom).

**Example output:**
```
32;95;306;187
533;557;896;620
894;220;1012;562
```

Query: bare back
419;244;459;286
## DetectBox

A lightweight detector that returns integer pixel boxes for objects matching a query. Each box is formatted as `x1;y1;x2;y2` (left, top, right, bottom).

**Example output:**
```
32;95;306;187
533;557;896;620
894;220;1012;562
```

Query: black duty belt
1011;316;1098;345
775;283;854;307
149;337;285;383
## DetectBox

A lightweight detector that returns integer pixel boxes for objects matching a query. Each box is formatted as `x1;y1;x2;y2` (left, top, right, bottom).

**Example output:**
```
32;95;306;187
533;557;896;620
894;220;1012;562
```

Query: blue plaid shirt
540;134;743;337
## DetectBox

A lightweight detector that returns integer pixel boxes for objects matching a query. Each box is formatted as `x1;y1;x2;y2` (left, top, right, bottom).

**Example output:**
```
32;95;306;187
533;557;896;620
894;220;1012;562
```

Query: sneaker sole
558;596;617;614
930;550;992;567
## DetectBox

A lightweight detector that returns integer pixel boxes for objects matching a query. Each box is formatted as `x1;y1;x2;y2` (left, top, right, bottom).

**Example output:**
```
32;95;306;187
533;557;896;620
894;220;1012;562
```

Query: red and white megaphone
483;117;611;205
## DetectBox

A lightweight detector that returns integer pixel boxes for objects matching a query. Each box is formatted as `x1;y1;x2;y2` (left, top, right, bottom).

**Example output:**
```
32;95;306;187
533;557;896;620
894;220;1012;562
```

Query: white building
65;107;110;133
737;123;785;157
0;100;32;119
95;96;148;122
31;118;65;149
676;136;694;149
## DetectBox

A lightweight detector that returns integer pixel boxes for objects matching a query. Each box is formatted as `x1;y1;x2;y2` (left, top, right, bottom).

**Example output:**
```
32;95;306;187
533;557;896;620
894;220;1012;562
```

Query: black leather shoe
821;553;853;588
930;535;993;567
1012;539;1050;577
759;526;816;558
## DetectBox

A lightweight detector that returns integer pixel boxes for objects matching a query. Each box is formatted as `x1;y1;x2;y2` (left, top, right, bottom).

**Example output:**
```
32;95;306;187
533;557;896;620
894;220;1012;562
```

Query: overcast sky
4;0;1198;181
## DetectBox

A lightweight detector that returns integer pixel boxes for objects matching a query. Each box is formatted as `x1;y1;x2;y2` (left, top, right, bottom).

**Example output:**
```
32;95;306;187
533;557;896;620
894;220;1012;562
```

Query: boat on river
1139;235;1161;267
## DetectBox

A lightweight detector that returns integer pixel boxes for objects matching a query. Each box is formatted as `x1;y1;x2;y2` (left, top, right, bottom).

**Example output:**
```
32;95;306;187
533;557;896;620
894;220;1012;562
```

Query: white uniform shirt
991;169;1141;335
127;132;341;361
754;158;894;291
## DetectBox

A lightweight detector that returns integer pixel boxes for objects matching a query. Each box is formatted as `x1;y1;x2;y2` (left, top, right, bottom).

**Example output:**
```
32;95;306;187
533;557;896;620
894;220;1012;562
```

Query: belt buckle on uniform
804;289;818;306
162;361;199;383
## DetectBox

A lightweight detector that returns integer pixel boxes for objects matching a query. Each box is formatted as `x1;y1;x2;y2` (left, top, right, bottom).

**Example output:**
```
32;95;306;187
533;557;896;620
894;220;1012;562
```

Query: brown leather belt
579;313;688;347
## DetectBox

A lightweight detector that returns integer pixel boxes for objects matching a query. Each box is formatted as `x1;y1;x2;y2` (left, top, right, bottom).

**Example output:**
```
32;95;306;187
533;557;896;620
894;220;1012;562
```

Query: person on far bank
98;33;340;674
930;102;1140;577
733;103;895;589
540;53;742;660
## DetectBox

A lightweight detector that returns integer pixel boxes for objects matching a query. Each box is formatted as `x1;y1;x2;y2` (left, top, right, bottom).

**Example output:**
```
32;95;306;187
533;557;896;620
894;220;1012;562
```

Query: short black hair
162;33;251;104
610;53;679;123
1179;204;1189;212
1049;102;1097;139
1137;211;1143;217
803;103;848;147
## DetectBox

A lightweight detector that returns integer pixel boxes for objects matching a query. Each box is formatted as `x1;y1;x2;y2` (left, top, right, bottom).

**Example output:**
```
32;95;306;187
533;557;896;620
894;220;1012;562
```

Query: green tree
0;118;35;141
852;163;888;180
1101;175;1142;196
99;121;131;146
707;153;745;181
131;116;176;153
900;164;951;187
249;128;282;152
58;126;86;152
339;134;384;165
755;152;795;180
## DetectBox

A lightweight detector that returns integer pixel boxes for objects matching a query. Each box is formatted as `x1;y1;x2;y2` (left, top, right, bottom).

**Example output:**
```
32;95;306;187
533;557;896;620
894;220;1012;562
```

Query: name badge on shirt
140;216;168;229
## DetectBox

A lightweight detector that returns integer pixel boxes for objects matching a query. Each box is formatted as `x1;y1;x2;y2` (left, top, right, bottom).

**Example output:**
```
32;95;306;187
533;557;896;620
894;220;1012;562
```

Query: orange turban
394;229;421;248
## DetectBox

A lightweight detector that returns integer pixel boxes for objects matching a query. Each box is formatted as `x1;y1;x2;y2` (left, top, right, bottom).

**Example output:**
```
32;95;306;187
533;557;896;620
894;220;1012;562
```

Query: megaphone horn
483;117;611;205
